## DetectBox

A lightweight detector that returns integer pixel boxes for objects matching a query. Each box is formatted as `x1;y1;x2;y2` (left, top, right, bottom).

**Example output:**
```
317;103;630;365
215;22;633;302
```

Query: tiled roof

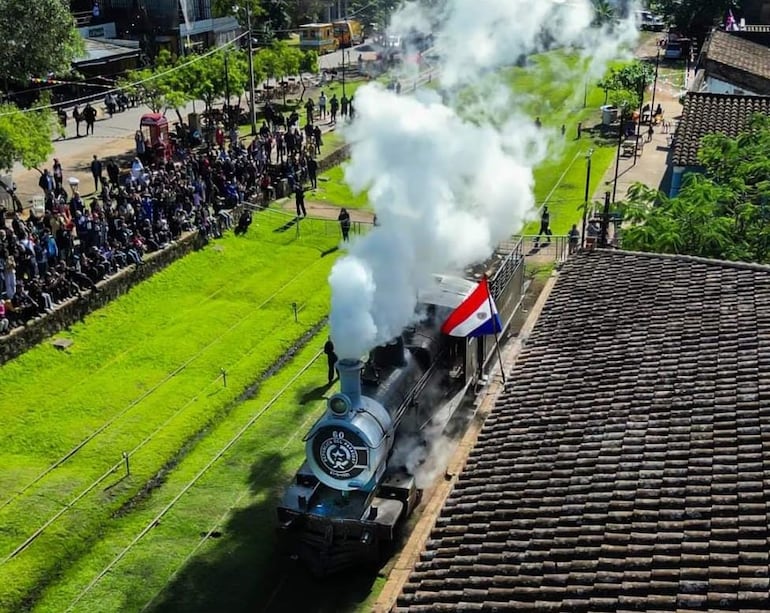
672;92;770;167
396;250;770;612
701;29;770;94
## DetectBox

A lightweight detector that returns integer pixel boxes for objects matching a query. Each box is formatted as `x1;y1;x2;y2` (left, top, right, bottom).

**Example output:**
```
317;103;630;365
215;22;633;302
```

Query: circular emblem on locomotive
312;427;368;480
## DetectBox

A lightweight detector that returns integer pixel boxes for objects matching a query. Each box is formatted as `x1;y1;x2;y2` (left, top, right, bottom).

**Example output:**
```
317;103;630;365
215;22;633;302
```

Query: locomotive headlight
328;393;351;417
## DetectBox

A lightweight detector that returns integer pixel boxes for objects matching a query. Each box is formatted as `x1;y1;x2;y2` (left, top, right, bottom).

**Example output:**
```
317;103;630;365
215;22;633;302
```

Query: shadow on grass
274;218;300;233
299;382;333;406
143;450;379;613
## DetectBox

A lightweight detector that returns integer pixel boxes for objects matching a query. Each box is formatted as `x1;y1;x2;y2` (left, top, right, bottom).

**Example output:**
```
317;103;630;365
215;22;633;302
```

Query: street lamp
611;102;627;203
581;148;594;248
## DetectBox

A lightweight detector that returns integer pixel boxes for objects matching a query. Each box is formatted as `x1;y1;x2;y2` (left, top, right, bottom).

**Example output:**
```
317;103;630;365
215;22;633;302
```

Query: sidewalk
591;87;680;210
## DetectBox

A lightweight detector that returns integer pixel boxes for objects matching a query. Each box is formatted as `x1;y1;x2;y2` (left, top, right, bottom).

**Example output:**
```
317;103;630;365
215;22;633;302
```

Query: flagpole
485;276;506;384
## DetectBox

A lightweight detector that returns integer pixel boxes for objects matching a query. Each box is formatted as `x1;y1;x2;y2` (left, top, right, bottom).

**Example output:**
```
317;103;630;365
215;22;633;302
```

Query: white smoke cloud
329;0;639;359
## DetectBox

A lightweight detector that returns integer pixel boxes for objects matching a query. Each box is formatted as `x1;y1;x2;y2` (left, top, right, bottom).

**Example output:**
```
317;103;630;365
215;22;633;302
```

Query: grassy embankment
0;216;340;612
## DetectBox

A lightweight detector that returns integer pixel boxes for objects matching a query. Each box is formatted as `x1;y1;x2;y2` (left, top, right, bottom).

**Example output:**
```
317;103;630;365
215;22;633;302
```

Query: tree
591;0;615;25
599;60;655;115
349;0;398;29
618;114;770;263
649;0;738;39
117;50;181;114
211;0;263;26
0;0;84;88
0;98;57;207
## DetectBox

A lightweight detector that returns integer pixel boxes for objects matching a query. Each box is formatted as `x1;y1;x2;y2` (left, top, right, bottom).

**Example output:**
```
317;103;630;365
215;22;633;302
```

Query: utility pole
581;149;593;248
650;47;661;121
224;49;231;129
633;75;646;165
246;3;257;135
612;104;626;203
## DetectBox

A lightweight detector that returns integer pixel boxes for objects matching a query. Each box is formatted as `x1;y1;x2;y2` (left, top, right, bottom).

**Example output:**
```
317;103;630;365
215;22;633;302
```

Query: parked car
636;10;665;31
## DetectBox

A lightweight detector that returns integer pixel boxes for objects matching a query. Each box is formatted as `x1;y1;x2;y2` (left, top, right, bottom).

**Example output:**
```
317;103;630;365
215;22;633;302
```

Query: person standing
329;94;339;124
534;205;551;247
57;108;67;137
295;184;306;218
90;155;103;192
307;156;318;189
52;158;63;190
38;169;54;196
340;94;349;119
324;337;337;384
83;103;97;135
318;90;327;120
568;223;580;254
72;106;82;137
338;207;351;241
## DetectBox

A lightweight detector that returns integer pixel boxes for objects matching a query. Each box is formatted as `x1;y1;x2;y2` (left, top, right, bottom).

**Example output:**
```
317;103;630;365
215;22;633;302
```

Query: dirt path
277;197;373;223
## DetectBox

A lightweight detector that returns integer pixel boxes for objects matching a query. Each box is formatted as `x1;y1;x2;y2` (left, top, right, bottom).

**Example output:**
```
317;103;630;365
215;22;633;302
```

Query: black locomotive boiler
277;242;525;576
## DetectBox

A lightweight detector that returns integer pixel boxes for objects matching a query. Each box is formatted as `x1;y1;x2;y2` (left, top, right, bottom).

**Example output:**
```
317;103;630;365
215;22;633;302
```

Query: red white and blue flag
440;276;502;338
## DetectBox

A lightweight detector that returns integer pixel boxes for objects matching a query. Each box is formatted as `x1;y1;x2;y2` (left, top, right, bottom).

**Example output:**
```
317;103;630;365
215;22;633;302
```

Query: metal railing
516;234;573;264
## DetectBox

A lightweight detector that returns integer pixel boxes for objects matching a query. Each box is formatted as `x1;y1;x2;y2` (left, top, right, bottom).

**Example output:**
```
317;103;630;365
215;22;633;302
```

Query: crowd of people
0;99;344;335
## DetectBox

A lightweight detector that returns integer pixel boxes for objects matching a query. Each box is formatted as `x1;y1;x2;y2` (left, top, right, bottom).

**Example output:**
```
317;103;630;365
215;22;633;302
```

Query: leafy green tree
0;98;57;207
211;0;263;26
349;0;398;29
0;0;84;87
619;114;770;263
118;50;180;114
649;0;738;38
591;0;615;25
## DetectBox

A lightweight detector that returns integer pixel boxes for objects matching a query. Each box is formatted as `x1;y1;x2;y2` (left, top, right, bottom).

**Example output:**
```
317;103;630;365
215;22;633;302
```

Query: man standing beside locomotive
324;337;338;384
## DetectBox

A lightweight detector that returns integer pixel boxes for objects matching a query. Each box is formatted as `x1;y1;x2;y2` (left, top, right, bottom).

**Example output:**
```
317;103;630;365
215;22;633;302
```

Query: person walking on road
82;103;97;135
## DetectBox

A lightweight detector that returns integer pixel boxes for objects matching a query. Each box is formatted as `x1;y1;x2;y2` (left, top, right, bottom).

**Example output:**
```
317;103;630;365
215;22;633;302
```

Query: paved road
318;41;372;70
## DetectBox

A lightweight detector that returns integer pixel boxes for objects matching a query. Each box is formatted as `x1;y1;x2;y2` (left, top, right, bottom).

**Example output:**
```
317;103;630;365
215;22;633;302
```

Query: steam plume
329;0;638;359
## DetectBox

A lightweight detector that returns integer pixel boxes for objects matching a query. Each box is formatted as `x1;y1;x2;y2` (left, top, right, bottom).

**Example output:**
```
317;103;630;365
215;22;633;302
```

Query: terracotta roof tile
396;250;770;612
672;92;770;167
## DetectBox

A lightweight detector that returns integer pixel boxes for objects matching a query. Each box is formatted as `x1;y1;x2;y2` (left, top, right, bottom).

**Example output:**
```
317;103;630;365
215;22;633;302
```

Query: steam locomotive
277;243;525;576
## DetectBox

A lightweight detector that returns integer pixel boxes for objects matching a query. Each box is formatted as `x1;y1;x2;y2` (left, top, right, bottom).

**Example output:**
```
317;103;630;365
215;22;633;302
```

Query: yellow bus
299;23;338;54
333;19;364;48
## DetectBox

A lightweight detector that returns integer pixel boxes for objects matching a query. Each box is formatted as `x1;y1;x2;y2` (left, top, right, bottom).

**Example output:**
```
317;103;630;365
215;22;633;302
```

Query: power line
0;32;249;119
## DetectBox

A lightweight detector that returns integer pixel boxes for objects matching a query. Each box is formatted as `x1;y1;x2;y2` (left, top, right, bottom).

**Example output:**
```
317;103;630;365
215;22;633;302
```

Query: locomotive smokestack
337;359;364;410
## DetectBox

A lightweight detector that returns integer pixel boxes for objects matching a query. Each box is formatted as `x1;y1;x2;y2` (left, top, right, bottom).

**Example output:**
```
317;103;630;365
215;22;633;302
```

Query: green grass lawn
314;165;370;209
0;217;340;612
506;54;625;234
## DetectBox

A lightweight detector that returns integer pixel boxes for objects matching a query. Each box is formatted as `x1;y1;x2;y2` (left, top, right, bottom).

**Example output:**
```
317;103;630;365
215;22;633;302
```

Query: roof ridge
684;90;770;101
587;248;770;274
